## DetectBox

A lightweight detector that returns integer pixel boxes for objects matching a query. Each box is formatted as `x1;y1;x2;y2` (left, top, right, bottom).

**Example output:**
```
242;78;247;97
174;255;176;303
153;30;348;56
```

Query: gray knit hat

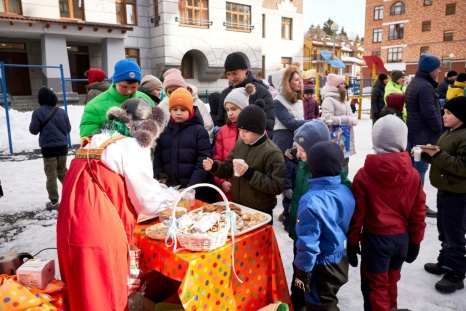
372;114;407;154
224;83;256;110
293;120;330;159
140;75;162;91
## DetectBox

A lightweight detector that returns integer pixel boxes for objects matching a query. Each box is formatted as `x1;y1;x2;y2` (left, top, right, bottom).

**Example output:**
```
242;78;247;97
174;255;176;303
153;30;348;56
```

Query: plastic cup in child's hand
233;159;245;177
413;146;422;162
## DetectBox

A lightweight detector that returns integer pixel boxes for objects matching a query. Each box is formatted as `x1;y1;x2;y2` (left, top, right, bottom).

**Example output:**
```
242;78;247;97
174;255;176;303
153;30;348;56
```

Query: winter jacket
84;81;110;105
423;125;466;194
210;135;285;213
153;108;211;192
347;152;426;247
79;84;154;138
217;71;275;138
371;79;386;115
405;70;442;145
294;176;355;272
289;160;352;241
437;78;454;99
303;97;319;120
320;84;356;156
29;105;71;157
137;86;161;104
212;122;238;198
446;81;466;100
384;81;405;102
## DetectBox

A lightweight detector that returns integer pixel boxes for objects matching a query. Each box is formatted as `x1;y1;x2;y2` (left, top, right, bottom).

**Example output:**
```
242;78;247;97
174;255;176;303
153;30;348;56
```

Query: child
380;92;405;121
213;83;255;201
29;87;71;210
347;115;426;310
203;101;285;219
153;88;215;203
302;85;319;120
282;146;298;232
288;120;352;311
422;96;466;293
293;141;355;310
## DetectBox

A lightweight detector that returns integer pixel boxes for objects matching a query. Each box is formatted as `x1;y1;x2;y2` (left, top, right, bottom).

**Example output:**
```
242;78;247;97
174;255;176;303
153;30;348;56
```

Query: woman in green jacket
384;70;407;122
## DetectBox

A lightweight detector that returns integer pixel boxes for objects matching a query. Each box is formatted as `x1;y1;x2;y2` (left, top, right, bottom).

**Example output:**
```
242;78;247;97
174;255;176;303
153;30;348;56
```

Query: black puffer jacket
371;79;386;116
217;71;275;138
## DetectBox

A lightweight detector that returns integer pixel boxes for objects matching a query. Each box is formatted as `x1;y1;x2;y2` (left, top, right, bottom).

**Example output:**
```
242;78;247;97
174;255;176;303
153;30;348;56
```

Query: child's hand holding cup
412;146;422;162
233;159;246;177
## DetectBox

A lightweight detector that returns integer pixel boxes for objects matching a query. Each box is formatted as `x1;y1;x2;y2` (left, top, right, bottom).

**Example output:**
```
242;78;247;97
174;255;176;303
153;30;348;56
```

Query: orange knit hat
169;88;193;113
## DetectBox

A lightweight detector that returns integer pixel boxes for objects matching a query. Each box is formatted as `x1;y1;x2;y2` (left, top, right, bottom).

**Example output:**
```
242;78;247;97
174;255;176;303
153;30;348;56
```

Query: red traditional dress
57;133;176;311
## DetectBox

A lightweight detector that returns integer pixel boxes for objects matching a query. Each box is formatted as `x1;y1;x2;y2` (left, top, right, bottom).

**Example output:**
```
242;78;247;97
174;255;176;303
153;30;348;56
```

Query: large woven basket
169;183;230;252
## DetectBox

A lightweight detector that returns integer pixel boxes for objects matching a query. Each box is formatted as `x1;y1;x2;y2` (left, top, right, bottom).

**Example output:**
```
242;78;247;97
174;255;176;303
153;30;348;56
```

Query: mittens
293;264;312;293
347;244;361;267
349;116;359;126
324;119;334;126
284;189;293;200
405;243;420;263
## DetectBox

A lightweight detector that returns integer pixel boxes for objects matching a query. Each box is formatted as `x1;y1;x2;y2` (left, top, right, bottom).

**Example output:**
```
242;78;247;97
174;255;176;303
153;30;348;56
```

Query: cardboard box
16;259;55;289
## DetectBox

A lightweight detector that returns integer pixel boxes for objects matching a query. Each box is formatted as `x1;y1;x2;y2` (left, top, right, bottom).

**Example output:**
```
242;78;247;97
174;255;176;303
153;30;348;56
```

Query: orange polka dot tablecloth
134;222;292;311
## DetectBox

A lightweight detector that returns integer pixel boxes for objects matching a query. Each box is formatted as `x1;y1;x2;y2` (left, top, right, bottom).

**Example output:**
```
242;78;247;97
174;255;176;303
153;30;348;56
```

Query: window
281;17;292;40
422;21;431;31
179;0;209;27
1;0;22;14
154;0;159;26
262;14;265;38
446;3;456;15
372;51;381;57
388;23;404;40
225;2;251;31
125;48;140;65
441;56;452;67
420;46;429;55
443;31;453;41
372;29;382;42
181;54;193;79
281;57;292;68
424;0;433;5
390;1;405;15
387;47;403;62
374;6;383;20
258;55;265;78
59;0;84;19
116;0;137;25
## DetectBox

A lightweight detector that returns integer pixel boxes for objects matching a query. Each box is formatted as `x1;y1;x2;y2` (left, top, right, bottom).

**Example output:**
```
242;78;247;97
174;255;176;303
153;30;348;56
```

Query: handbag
330;117;351;158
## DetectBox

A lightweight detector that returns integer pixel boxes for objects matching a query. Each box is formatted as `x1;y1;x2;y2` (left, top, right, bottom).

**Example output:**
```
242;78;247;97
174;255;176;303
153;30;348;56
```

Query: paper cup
233;159;245;177
413;147;422;162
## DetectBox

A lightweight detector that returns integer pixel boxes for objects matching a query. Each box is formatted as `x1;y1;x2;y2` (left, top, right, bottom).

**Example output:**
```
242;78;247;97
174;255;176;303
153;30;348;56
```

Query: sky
303;0;366;39
1;102;466;309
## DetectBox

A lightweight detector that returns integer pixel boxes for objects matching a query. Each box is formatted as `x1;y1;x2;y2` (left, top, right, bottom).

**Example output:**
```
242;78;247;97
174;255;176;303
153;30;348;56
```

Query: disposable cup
413;147;422;162
233;159;245;177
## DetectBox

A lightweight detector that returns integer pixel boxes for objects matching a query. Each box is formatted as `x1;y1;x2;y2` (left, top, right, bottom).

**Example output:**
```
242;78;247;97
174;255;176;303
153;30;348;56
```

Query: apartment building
364;0;465;77
0;0;303;96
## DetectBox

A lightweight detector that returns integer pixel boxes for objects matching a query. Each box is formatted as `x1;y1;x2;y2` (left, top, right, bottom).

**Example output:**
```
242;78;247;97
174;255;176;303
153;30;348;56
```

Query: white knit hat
224;83;256;110
372;115;407;154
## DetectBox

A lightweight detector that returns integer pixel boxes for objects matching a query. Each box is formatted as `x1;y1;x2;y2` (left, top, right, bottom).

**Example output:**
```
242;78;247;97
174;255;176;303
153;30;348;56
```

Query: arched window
390;1;405;15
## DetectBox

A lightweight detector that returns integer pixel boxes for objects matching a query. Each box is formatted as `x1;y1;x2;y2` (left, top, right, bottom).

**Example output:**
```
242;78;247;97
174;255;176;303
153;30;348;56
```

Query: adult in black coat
217;52;275;138
371;73;388;125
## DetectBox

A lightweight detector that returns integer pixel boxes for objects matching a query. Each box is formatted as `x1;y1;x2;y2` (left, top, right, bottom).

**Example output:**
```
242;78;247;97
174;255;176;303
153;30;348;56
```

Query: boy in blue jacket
294;141;355;310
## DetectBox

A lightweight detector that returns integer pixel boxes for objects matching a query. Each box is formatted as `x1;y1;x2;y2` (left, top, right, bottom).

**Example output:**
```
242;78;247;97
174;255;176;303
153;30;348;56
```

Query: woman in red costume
57;98;176;310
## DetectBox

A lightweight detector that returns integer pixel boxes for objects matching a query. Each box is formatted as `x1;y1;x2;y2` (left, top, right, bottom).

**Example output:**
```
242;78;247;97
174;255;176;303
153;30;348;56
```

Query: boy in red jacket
347;114;426;311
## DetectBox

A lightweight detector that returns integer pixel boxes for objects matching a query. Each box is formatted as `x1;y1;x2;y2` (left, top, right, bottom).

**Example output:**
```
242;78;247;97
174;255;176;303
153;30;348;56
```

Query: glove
347;244;361;267
405;243;420;263
349;116;359;126
293;265;312;293
284;189;293;200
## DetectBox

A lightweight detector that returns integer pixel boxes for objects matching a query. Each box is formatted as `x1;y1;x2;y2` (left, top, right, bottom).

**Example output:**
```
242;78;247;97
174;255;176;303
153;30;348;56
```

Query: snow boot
435;273;465;293
424;262;447;275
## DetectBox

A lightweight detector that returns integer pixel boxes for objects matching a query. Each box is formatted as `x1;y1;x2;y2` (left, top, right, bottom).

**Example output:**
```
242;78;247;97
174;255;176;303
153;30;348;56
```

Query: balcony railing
175;17;212;26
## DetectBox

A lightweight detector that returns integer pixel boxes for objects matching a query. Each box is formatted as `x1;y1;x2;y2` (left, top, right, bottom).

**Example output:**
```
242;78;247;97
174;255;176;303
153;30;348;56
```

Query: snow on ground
1;100;465;310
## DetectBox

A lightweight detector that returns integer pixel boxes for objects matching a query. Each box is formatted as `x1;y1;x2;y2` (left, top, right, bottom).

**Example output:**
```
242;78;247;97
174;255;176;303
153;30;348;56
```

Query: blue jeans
407;142;429;186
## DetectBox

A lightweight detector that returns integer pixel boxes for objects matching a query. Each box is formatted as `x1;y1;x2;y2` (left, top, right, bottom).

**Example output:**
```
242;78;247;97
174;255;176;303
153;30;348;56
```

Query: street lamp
331;22;339;60
449;53;455;71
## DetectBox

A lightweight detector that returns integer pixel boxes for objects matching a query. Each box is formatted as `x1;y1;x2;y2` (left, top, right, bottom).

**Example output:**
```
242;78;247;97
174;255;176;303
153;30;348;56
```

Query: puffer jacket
84;81;110;105
405;70;442;145
371;79;386;115
347;152;426;247
437;77;454;99
446;81;466;100
320;85;356;156
212;122;238;198
217;71;275;138
294;176;355;272
153;107;211;191
384;81;404;101
80;84;154;138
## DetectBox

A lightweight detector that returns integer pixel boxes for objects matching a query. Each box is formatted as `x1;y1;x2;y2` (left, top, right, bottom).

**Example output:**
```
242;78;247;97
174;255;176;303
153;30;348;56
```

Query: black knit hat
38;87;58;106
447;70;458;78
224;52;248;72
236;99;266;135
444;96;466;124
378;73;388;82
307;141;344;177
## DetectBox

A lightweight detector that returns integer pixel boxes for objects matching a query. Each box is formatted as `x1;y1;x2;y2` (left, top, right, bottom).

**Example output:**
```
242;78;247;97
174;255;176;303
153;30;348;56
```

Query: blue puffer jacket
294;176;355;272
405;70;442;145
153;107;211;189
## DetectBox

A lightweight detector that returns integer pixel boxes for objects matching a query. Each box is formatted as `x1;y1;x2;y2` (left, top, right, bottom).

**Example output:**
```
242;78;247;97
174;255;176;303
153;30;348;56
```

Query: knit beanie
378;73;388;82
169;88;193;113
294;120;330;158
447;70;458;78
224;52;248;72
444;96;466;124
224;83;256;110
372;114;407;154
38;87;58;106
303;84;314;94
456;73;466;83
326;74;345;87
390;70;405;82
307;141;343;177
208;92;221;115
112;59;141;84
385;93;405;113
418;54;441;73
87;68;106;84
140;75;162;91
236;99;266;135
162;68;187;93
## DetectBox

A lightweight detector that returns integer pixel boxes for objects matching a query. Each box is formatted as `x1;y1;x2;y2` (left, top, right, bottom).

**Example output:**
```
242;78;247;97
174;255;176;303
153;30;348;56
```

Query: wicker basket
169;183;230;252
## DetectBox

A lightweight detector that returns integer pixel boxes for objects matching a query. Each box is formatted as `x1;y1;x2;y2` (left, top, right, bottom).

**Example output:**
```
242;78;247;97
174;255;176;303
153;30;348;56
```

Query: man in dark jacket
437;70;457;101
371;73;388;125
405;54;442;217
217;52;275;138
